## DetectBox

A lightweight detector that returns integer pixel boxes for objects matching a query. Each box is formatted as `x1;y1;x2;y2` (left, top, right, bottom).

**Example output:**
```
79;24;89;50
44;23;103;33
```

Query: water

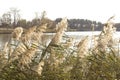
0;31;120;49
0;34;11;49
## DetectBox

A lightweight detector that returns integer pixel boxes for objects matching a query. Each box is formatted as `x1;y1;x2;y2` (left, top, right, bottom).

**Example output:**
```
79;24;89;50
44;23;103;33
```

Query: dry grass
77;36;89;58
0;17;120;80
94;16;116;52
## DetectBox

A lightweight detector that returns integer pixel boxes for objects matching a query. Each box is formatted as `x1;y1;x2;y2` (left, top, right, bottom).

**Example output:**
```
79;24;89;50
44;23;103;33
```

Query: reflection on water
0;31;120;49
0;34;11;49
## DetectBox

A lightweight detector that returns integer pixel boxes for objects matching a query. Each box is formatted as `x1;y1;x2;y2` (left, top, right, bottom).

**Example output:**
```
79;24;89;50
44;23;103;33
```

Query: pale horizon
0;0;120;23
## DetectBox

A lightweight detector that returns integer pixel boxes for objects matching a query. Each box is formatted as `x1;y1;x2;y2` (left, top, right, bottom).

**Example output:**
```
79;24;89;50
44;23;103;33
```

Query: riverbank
0;28;13;34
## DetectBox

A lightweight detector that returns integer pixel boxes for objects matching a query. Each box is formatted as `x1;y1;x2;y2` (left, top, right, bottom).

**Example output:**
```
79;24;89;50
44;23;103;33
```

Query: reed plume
32;24;47;43
94;16;116;51
12;27;23;40
50;18;68;45
17;24;47;69
39;18;68;62
8;24;47;64
21;26;37;46
18;47;37;69
4;27;24;61
9;42;28;61
77;36;89;58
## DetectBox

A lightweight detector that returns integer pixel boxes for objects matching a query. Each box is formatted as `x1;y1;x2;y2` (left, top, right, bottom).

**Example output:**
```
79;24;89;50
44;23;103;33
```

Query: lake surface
0;31;120;49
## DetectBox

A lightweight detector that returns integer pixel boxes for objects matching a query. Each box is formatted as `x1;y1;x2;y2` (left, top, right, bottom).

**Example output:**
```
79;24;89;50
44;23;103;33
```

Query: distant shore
0;28;13;34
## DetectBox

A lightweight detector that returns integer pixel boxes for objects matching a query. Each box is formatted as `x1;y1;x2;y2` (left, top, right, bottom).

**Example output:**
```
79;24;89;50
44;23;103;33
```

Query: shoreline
0;28;13;34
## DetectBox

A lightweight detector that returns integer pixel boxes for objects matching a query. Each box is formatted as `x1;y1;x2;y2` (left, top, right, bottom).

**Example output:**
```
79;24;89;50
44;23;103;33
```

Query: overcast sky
0;0;120;23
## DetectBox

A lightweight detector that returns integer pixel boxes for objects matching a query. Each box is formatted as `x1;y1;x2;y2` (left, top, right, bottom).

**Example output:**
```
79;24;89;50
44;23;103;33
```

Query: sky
0;0;120;23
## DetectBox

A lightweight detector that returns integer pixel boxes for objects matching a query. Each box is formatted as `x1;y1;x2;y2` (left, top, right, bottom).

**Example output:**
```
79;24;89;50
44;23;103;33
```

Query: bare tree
10;8;20;27
2;12;11;24
1;12;12;28
35;12;39;19
40;11;46;20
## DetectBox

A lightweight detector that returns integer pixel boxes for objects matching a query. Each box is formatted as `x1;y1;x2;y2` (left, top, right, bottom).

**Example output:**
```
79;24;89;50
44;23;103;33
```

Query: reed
94;16;116;52
0;16;120;80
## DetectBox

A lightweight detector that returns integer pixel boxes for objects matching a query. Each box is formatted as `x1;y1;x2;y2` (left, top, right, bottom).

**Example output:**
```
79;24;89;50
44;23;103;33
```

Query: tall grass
0;17;120;80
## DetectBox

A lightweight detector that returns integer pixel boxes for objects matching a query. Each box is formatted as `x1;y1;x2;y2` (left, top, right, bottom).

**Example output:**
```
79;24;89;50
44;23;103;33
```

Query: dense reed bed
0;16;120;80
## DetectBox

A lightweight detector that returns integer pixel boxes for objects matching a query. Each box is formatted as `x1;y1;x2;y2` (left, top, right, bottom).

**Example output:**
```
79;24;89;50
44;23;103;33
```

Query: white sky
0;0;120;23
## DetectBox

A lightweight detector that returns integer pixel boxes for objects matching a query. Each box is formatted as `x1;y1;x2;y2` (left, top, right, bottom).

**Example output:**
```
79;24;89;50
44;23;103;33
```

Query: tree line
0;8;120;31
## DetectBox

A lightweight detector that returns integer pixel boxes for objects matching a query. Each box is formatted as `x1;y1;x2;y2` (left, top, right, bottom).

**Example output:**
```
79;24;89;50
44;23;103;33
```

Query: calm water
0;31;120;49
0;34;11;49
